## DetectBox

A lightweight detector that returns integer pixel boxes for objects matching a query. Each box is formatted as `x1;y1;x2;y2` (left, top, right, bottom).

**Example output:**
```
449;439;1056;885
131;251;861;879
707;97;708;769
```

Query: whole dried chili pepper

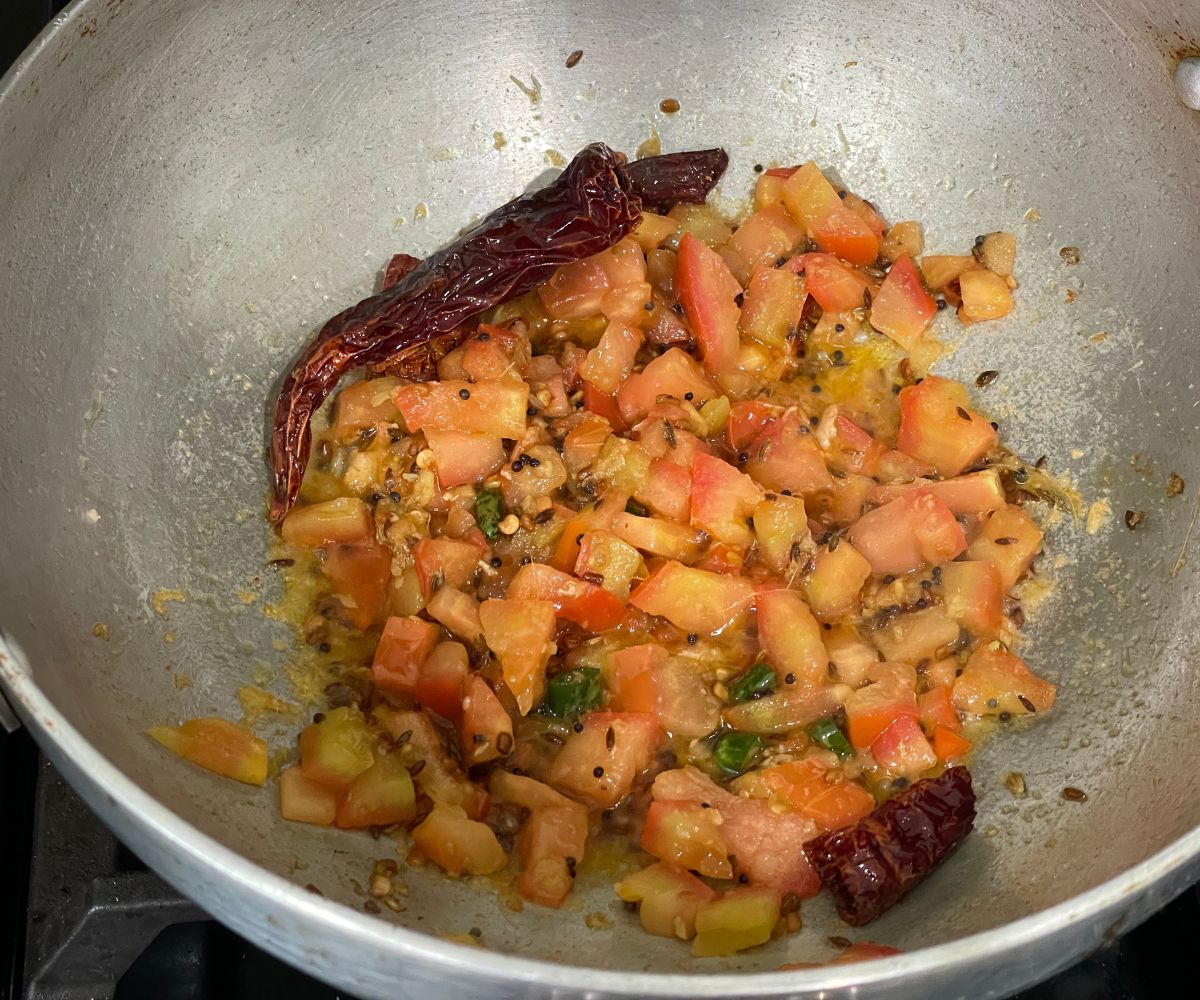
803;767;976;926
269;142;728;522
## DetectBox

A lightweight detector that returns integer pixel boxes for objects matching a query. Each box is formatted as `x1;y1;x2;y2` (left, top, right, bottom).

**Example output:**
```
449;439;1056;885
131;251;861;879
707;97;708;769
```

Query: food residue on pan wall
151;588;188;618
1085;498;1112;535
508;73;541;106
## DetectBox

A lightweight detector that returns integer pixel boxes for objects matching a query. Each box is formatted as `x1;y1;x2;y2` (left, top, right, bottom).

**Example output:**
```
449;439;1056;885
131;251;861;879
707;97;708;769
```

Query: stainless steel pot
2;1;1198;997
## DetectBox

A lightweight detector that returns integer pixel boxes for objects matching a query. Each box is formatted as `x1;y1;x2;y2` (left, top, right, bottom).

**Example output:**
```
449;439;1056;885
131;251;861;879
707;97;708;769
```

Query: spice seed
1124;509;1147;530
975;370;1000;387
1018;694;1037;713
606;726;616;750
1062;786;1088;802
408;759;426;776
955;406;972;421
565;49;583;68
659;98;681;114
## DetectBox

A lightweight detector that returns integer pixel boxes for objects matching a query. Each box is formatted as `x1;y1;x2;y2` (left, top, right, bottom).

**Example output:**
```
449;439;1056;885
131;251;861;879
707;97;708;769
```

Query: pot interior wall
1;0;1198;973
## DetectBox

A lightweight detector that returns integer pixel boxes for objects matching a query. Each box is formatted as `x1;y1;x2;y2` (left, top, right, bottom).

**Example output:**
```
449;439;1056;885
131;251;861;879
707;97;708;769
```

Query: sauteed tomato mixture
152;145;1055;956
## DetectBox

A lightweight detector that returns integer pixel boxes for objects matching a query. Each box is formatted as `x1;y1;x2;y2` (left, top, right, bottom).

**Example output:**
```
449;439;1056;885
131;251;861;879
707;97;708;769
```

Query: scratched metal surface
0;0;1198;997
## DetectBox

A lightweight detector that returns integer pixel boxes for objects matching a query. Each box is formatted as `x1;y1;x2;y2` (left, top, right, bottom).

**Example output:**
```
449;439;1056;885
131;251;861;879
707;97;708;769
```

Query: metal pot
1;1;1198;996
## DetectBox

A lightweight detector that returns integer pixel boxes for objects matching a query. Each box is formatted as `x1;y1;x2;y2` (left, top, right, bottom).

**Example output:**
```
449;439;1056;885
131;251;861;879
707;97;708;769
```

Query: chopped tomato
869;255;937;348
371;615;441;695
691;887;782;957
634;457;692;521
829;941;905;964
871;605;962;664
574;530;643;600
841;191;889;238
424;585;483;645
149;717;268;786
844;662;919;750
966;503;1044;588
321;542;391;628
561;414;613;474
537;254;611;320
281;497;373;549
392;379;528;439
551;494;626;570
460;674;514;766
803;541;872;620
581;321;643;394
603;643;668;714
674;232;742;374
822;624;881;687
873;469;1006;520
631;212;680;251
508;562;626;632
689;452;763;548
478;598;556;715
720;799;822;896
515;801;589;908
643;800;733;878
462;326;525;381
738;267;806;349
870;714;937;779
753;171;789;210
547;711;660;808
298;707;375;788
719;205;802;285
953;645;1056;717
331;377;401;441
744;410;834;496
755;588;828;687
279;766;339;825
780;162;879;265
335;752;417;829
752;492;812;575
615;863;716;940
611;511;706;562
959;268;1014;323
847;489;966;577
932;726;973;762
424;430;506;488
582;382;627;431
694;541;744;576
411;641;469;724
727;400;780;451
789;253;872;311
815;407;886;477
413;536;483;599
629;561;755;634
411;804;508;877
940;560;1004;637
722;683;850;735
731;757;875;832
918;685;962;734
635;415;712;468
525;354;570;417
378;709;488;818
617;347;718;425
897;376;998;478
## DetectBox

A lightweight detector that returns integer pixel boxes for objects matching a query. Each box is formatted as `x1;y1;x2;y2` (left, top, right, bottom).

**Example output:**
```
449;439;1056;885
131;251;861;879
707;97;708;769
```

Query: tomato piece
722;683;851;735
953;645;1056;717
580;321;643;395
561;414;613;474
829;941;905;964
462;326;526;381
745;410;834;496
633;457;692;521
574;530;644;600
727;401;780;452
616;863;717;940
823;624;881;687
756;588;828;687
791;253;872;311
582;382;627;431
753;172;788;211
371;615;441;695
869;255;937;348
537;254;611;320
460;674;514;766
281;497;373;549
675;232;743;374
815;407;886;477
631;212;680;251
940;560;1004;637
604;643;668;715
377;709;487;818
478;598;556;715
617;347;718;425
422;430;505;488
393;379;528;438
331;377;402;442
841;191;889;239
525;354;570;418
515;800;589;908
966;503;1043;588
872;469;1006;520
641;800;732;878
298;707;375;788
547;711;660;808
870;714;937;779
918;685;962;734
689;452;763;548
731;757;875;832
335;752;417;829
424;585;483;645
278;766;339;825
634;413;711;467
691;887;782;957
932;726;973;762
508;562;626;632
959;268;1014;323
611;511;706;561
752;492;811;576
720;799;820;897
719;205;803;285
844;662;919;750
881;220;924;264
871;605;962;663
321;542;391;628
412;803;508;877
411;641;469;724
803;541;872;620
551;494;626;570
413;537;483;599
897;376;997;479
780;163;879;265
655;662;723;739
149;717;268;786
847;489;966;577
629;561;755;634
738;267;806;349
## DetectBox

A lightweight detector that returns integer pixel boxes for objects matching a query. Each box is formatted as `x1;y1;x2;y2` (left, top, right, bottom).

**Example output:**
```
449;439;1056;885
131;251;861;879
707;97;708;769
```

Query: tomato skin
847;489;966;577
634;457;692;521
869;255;937;348
149;717;268;786
918;685;962;734
321;542;392;628
727;400;780;451
780;162;880;265
932;726;973;762
897;375;998;479
547;711;660;809
641;800;732;878
582;382;627;431
815;407;886;477
372;615;442;695
675;232;743;374
871;469;1006;520
603;643;668;715
829;942;905;964
629;561;755;634
731;757;874;832
412;536;483;599
412;641;469;724
460;674;514;766
478;598;557;715
611;511;706;562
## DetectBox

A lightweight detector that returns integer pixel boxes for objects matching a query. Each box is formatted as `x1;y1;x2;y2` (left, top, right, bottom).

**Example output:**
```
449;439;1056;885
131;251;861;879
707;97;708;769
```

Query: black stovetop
2;5;1197;998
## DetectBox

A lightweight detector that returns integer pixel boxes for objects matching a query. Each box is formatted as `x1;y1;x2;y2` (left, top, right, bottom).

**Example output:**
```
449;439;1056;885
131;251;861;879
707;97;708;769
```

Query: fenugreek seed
565;49;583;68
408;759;426;776
606;726;616;750
1018;694;1037;713
955;406;971;421
1062;786;1088;802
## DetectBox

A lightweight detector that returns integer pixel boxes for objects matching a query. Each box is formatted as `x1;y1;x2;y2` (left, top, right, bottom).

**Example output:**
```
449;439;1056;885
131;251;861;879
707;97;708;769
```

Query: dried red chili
269;142;728;522
803;767;976;926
